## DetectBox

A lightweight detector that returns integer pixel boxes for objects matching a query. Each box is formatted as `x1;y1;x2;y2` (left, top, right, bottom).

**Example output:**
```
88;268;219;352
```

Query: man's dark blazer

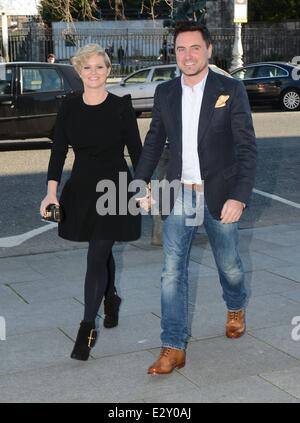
134;68;257;220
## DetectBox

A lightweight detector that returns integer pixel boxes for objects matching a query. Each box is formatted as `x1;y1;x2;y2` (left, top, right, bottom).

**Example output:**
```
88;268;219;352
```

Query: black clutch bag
44;204;63;223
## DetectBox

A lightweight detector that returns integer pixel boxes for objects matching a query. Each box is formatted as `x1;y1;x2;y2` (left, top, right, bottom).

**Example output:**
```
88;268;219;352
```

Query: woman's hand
40;194;59;218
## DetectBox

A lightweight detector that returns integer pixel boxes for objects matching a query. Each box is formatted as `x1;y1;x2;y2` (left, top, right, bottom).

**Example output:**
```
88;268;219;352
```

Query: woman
40;44;142;361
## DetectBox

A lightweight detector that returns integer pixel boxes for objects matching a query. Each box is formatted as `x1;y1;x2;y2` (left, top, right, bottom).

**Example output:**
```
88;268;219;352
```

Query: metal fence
2;27;300;76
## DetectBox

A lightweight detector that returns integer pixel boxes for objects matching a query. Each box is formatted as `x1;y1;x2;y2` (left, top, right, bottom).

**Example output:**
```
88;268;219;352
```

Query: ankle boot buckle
87;329;96;348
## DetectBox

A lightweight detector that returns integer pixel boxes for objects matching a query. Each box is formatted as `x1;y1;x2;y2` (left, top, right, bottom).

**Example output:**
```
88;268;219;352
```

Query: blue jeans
161;187;247;350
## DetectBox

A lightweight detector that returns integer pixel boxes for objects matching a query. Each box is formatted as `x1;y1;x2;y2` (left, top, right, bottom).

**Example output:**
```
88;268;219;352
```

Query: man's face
175;31;212;78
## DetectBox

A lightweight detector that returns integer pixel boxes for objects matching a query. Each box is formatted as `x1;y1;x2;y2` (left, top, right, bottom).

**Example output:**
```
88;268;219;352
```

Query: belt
181;183;204;192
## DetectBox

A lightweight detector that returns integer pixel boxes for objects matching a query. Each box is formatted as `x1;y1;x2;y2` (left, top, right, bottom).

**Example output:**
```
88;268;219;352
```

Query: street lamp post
229;0;248;72
229;22;243;71
1;13;9;62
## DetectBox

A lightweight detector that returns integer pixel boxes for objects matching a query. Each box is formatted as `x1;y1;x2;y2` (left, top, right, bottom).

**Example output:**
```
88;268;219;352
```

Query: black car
0;62;83;141
230;62;300;111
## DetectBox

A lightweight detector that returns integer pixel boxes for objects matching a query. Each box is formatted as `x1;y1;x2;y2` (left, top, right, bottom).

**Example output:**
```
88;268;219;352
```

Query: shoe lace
228;311;239;321
160;348;172;358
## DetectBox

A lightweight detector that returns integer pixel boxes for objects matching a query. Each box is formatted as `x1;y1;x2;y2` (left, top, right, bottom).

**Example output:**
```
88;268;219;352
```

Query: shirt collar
181;71;208;93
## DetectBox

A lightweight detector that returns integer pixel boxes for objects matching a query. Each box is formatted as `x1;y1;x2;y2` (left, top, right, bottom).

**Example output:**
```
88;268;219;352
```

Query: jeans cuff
161;343;186;351
227;307;245;312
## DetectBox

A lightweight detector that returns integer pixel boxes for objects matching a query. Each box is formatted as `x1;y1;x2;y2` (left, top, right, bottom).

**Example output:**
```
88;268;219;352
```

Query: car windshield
151;67;177;82
124;69;150;84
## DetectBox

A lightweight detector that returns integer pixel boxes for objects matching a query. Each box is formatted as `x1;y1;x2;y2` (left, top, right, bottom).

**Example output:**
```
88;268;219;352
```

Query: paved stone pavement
0;221;300;404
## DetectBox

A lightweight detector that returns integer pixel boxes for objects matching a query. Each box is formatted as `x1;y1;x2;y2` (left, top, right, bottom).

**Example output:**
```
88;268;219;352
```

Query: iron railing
2;27;300;77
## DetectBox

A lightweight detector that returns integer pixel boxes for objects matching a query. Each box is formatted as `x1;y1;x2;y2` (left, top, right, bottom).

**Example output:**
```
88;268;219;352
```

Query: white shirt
181;73;208;184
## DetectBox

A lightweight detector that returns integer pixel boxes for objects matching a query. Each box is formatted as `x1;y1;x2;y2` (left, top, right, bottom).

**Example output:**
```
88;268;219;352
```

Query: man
105;45;113;62
134;21;257;375
47;53;56;63
117;45;125;67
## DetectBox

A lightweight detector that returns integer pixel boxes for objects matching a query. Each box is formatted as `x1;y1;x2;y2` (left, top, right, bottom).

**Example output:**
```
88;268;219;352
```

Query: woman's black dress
47;93;142;242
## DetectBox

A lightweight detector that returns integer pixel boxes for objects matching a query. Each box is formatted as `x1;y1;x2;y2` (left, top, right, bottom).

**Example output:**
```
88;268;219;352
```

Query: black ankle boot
103;294;121;328
70;321;97;361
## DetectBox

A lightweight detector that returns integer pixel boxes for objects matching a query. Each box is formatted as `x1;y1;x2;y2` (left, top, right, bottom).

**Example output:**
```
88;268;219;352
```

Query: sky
0;0;40;16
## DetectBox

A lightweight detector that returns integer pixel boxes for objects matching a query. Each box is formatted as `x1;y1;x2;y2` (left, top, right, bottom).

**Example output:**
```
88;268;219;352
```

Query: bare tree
78;0;98;20
108;0;126;20
40;0;98;23
116;0;126;20
163;0;174;16
139;0;161;20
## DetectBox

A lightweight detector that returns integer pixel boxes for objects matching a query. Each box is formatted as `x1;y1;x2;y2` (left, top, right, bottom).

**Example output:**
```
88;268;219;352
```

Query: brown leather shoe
148;347;186;375
226;309;245;338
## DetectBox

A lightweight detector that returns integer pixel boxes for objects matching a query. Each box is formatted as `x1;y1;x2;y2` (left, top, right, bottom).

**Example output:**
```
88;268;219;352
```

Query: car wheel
281;89;300;111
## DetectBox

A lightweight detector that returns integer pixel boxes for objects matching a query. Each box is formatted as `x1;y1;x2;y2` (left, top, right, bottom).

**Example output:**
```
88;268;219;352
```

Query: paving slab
269;265;300;283
174;335;300;388
280;288;300;303
3;298;83;336
0;351;198;403
0;256;46;285
186;293;300;341
0;284;29;313
116;263;163;292
248;227;300;247
190;245;293;273
249;324;300;360
6;278;83;304
0;328;72;376
244;270;300;297
260;367;300;400
246;294;300;330
62;313;161;358
248;244;300;266
117;287;161;317
144;375;300;403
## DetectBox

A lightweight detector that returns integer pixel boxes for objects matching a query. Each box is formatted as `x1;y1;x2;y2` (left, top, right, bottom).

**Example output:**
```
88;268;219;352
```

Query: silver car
107;64;231;114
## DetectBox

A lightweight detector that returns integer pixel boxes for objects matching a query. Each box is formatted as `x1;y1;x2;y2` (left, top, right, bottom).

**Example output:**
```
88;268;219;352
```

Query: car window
124;69;150;84
232;67;256;80
256;65;288;78
22;67;63;93
0;66;13;95
152;67;177;82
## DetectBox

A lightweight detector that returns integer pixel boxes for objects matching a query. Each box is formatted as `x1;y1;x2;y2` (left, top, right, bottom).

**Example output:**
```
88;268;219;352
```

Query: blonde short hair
71;44;111;69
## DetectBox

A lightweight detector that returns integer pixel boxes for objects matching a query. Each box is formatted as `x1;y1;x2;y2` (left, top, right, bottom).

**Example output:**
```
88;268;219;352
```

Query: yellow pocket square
215;95;230;108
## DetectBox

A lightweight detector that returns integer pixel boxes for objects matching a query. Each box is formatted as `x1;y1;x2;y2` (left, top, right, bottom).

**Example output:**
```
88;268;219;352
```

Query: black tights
83;239;116;322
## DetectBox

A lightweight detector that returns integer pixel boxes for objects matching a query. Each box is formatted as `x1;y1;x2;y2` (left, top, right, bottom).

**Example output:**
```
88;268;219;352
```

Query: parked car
230;62;300;111
107;63;232;114
0;62;83;141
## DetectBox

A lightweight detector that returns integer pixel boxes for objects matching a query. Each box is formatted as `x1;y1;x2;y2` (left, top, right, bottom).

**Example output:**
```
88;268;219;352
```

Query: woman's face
78;53;111;90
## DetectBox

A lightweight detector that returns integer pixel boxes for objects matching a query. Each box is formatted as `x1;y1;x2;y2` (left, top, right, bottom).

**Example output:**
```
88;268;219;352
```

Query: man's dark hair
47;53;56;59
174;21;212;48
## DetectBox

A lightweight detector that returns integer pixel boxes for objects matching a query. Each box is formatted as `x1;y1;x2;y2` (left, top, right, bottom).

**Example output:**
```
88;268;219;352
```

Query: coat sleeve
134;84;167;183
122;95;143;171
47;101;69;184
229;81;257;205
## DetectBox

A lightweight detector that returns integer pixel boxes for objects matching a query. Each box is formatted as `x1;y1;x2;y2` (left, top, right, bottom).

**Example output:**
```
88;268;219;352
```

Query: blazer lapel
198;69;223;147
167;77;182;149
